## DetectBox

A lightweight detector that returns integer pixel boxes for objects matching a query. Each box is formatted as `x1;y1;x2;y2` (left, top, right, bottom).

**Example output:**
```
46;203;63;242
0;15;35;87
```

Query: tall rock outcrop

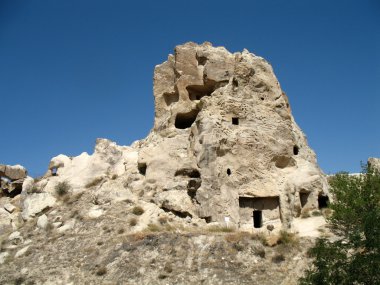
16;42;329;231
138;42;328;229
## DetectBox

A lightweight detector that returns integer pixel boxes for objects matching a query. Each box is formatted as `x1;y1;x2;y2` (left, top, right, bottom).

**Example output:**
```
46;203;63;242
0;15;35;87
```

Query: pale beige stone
30;42;329;231
21;193;56;220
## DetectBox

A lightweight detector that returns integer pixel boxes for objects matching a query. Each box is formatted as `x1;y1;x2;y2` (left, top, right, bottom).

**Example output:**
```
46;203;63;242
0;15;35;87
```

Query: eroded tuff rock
0;42;336;284
0;164;27;197
3;42;330;234
139;42;329;229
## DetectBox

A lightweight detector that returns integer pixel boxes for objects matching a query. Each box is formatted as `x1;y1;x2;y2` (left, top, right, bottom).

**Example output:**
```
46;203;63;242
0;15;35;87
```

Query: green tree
300;165;380;285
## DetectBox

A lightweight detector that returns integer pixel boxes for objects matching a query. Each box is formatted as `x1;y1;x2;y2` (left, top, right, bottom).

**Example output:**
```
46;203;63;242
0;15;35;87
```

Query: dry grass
207;225;235;233
277;230;299;247
322;208;333;217
300;209;311;218
55;181;71;197
85;177;104;189
311;210;322;216
250;232;268;245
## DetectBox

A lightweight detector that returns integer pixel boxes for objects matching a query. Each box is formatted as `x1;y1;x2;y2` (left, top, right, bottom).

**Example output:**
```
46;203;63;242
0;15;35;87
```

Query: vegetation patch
85;177;104;188
207;225;235;233
132;206;144;215
55;181;71;197
277;230;299;246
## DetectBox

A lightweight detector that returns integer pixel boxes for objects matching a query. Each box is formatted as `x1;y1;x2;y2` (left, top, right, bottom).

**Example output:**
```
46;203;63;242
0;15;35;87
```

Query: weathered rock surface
138;42;329;229
368;157;380;172
21;193;56;220
0;42;334;285
7;42;328;231
0;164;27;197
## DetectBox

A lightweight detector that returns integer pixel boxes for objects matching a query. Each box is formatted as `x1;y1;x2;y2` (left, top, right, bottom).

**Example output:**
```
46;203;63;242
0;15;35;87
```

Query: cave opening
138;163;147;176
163;91;179;106
318;195;329;209
300;192;310;208
253;210;262;228
232;117;239;125
175;109;199;129
293;145;299;155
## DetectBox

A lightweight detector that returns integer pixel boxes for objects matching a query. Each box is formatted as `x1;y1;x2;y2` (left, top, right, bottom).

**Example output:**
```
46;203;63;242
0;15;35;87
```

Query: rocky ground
0;188;330;285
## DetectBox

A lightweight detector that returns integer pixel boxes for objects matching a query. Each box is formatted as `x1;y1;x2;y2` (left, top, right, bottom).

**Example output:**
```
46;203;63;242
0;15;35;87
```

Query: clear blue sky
0;0;379;176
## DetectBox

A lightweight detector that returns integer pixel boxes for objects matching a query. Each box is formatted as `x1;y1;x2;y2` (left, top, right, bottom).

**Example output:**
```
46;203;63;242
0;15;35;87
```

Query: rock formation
14;42;327;231
1;42;330;234
138;42;329;229
0;164;27;197
0;42;338;284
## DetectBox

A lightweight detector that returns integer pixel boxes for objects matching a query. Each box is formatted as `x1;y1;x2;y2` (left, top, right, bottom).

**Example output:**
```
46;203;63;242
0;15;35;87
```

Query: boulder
0;208;12;235
37;214;48;229
4;203;16;213
21;193;56;220
8;231;23;245
15;246;29;258
0;165;27;181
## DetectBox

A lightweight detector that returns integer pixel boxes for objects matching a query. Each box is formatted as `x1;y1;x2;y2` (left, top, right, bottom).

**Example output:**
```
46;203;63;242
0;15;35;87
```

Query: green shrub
132;206;144;215
55;181;71;196
299;166;380;285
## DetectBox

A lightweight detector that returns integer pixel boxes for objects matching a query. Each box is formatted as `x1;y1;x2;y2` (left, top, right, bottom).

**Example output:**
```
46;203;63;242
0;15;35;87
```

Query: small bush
232;242;245;251
277;230;298;246
164;263;173;273
147;223;161;232
251;232;268;246
129;218;137;227
28;184;41;194
253;246;266;258
312;210;322;216
117;228;125;234
272;254;285;263
300;209;311;218
132;206;144;216
55;181;71;197
96;266;107;276
322;208;333;217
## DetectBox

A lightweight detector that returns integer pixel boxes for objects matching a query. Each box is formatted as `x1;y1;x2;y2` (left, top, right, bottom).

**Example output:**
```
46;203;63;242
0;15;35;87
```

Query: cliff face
138;42;328;229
